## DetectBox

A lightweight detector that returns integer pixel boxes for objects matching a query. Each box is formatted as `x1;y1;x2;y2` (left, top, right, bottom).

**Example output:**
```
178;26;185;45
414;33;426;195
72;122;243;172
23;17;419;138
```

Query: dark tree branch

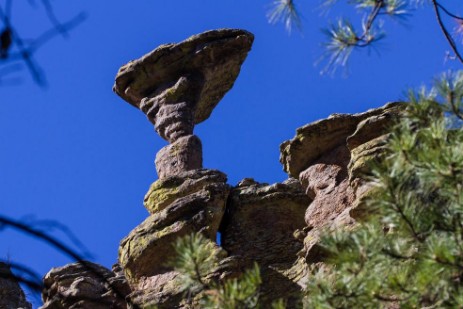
1;260;44;291
0;215;137;308
40;0;69;37
435;2;463;21
357;0;383;45
431;0;463;64
0;1;86;86
28;12;87;54
0;272;44;292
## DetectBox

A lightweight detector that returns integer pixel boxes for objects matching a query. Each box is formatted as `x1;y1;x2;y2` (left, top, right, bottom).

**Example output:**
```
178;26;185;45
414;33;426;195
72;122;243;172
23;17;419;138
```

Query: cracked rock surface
40;261;131;309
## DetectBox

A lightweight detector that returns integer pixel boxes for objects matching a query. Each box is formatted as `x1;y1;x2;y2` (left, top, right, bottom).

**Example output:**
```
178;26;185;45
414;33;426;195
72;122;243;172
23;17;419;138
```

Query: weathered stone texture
113;29;254;124
39;28;408;309
144;169;227;214
279;102;404;178
220;178;310;306
40;262;130;309
119;169;229;284
279;102;405;266
0;262;32;309
39;102;405;308
155;135;203;179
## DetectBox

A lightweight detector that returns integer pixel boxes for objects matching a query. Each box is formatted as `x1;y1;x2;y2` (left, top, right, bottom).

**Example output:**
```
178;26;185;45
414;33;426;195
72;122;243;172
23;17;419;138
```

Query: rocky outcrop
119;170;229;282
40;261;131;309
0;262;32;309
220;178;310;306
39;29;406;309
279;102;404;264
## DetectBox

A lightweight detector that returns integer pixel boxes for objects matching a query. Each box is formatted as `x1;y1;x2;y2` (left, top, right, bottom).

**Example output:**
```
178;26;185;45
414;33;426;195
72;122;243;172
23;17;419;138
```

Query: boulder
113;29;254;125
144;169;227;214
279;102;404;178
282;103;406;265
154;135;203;179
119;175;229;283
40;261;131;309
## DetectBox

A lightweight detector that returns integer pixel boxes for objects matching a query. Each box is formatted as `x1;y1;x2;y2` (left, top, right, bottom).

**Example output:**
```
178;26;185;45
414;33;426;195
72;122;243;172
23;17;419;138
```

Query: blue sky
0;0;461;306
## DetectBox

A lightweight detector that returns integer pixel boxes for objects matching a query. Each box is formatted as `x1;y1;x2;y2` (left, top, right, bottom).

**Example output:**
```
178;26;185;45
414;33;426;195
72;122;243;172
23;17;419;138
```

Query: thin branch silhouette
431;0;463;64
0;0;87;86
0;215;137;308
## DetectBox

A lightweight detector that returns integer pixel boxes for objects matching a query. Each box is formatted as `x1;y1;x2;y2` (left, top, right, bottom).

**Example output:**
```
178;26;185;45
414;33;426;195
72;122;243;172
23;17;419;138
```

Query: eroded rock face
39;102;405;308
119;169;230;283
220;178;310;306
279;102;405;265
0;262;32;309
279;102;404;178
113;29;254;124
40;262;131;309
144;169;227;214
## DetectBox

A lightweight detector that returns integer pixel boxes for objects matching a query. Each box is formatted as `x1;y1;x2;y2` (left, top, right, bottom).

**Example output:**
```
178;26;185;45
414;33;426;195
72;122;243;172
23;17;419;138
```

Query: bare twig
0;215;137;308
435;2;463;21
431;0;463;64
0;260;44;292
0;1;86;86
40;0;69;37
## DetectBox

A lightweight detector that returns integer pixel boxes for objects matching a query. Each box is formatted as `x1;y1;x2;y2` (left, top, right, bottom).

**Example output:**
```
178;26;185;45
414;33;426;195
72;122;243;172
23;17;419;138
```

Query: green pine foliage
169;233;263;308
305;71;463;308
170;72;463;308
266;0;463;73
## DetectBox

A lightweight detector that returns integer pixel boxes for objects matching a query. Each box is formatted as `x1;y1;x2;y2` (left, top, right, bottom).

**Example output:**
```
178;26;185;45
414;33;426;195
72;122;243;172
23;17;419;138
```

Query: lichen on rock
119;170;230;284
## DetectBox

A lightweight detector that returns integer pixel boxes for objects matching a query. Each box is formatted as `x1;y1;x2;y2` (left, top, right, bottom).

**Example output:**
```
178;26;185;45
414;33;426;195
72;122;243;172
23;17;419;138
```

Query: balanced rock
0;262;32;309
40;261;131;309
113;29;254;126
113;28;254;180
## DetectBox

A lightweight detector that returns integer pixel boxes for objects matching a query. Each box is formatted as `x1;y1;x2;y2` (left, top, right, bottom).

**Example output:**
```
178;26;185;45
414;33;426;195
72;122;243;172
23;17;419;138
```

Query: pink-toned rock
119;180;229;284
221;178;310;306
279;102;404;178
113;29;254;125
155;135;202;179
40;262;131;309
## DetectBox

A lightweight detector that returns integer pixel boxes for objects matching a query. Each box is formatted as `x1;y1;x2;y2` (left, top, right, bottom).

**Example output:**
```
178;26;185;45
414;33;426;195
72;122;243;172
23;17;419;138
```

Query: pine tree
305;71;463;308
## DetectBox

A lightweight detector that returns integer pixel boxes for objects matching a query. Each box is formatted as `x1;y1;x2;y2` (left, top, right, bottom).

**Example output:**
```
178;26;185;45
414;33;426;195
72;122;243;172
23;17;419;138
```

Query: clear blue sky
0;0;460;306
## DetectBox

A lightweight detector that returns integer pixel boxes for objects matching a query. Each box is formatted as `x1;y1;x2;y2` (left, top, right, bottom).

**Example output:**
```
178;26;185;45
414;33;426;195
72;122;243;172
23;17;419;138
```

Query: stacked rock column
112;29;254;307
140;74;205;179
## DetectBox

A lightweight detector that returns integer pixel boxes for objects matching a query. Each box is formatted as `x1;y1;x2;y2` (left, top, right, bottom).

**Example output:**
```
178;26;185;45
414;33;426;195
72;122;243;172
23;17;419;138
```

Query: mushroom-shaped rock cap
113;29;254;124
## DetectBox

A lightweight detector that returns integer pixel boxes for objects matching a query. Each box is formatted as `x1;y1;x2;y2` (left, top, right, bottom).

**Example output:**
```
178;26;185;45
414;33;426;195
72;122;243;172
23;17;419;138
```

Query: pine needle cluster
169;233;264;308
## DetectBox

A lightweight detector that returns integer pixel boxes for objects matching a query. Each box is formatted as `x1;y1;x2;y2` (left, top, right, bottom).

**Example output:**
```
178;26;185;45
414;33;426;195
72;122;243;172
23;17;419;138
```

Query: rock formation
41;262;130;309
113;28;254;179
34;29;405;309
